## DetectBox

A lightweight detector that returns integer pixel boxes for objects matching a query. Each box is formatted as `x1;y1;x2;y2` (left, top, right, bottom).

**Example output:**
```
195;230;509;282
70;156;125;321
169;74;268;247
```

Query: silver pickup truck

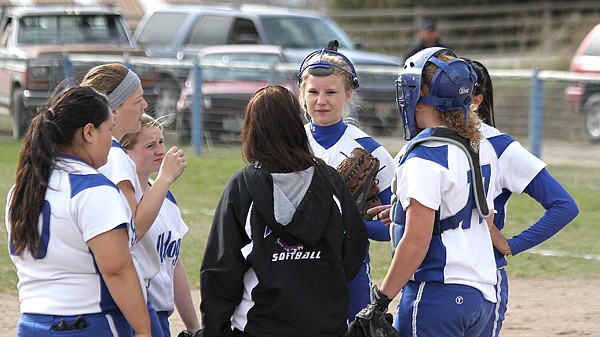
0;5;158;139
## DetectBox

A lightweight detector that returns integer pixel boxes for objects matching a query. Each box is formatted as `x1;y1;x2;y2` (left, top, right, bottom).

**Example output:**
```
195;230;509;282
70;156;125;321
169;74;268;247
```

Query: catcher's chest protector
401;127;490;219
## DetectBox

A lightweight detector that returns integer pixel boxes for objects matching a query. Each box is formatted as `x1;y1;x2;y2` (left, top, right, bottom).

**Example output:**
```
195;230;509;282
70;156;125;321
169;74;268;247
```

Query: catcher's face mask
396;47;475;140
297;40;359;89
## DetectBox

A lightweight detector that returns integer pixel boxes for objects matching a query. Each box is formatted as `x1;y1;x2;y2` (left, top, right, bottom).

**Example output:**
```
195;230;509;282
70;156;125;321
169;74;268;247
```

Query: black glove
345;286;401;337
50;315;87;331
178;329;203;337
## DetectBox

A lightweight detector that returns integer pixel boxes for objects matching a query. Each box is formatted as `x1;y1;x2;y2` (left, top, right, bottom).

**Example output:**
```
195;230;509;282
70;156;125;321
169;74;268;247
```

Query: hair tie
48;108;56;117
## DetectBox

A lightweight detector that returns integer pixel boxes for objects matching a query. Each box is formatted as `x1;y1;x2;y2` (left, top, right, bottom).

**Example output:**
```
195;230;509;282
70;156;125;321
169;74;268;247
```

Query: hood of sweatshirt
243;163;337;247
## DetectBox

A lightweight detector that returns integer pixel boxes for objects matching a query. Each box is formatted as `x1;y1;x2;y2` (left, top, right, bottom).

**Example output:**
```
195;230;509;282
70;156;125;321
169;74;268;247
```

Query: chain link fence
0;55;597;155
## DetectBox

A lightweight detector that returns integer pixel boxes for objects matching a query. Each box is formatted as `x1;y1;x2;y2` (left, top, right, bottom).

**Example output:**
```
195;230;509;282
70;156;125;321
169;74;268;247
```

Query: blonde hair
120;113;163;150
80;63;129;95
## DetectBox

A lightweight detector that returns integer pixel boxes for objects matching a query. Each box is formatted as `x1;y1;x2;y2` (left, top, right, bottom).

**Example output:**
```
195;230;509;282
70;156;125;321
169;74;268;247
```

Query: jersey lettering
458;164;491;229
130;219;137;247
156;231;181;266
271;251;322;261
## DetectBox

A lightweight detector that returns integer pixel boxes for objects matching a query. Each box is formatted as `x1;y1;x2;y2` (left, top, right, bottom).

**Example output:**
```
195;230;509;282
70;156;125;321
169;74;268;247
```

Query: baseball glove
345;286;401;337
336;147;382;220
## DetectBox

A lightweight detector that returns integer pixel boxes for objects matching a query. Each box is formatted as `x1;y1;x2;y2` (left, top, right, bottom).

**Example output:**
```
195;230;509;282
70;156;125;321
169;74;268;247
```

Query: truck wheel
154;81;180;128
11;88;29;139
583;94;600;142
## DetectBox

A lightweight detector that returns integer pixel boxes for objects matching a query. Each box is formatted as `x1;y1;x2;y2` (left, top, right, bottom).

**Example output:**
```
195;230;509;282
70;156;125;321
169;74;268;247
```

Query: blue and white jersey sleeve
482;124;546;195
71;173;134;244
99;138;144;202
396;140;466;220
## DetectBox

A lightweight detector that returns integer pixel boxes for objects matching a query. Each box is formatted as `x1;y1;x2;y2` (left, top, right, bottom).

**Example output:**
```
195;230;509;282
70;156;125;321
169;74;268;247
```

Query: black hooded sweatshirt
200;162;368;337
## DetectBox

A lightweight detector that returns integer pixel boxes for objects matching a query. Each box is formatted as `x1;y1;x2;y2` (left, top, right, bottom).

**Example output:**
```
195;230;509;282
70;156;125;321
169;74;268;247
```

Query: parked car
564;23;600;142
176;44;295;143
135;4;402;133
0;5;158;139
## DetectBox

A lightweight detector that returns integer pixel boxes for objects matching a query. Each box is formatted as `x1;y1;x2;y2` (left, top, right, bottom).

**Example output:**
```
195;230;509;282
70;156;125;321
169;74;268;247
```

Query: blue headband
297;40;359;89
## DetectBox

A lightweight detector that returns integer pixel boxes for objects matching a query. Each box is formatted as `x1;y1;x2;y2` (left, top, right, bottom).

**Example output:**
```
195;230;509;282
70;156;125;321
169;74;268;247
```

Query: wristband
506;244;512;256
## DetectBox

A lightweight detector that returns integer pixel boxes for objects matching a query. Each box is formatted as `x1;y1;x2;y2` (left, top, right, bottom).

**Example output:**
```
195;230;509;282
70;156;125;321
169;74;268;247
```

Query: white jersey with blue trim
481;123;546;267
99;138;160;286
305;122;396;197
392;131;500;302
147;183;189;312
6;157;133;315
482;124;545;198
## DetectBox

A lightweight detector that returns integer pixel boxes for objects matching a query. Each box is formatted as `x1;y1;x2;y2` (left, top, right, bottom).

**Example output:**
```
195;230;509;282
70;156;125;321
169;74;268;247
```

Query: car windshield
17;14;131;45
584;30;600;56
259;16;354;49
198;52;285;82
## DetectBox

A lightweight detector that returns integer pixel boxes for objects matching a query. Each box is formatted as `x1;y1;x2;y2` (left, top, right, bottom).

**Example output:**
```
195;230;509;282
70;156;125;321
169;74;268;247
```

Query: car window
260;16;354;49
229;19;260;44
186;15;231;46
1;19;12;46
584;30;600;56
199;52;283;82
137;12;187;45
17;14;130;45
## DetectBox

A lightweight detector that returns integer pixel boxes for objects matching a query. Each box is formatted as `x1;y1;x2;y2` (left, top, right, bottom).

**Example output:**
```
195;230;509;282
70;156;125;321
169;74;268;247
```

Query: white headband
107;69;140;109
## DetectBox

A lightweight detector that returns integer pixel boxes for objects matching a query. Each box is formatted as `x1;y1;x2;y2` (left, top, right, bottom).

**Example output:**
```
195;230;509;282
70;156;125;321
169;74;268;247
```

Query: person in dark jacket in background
404;21;450;61
200;85;368;337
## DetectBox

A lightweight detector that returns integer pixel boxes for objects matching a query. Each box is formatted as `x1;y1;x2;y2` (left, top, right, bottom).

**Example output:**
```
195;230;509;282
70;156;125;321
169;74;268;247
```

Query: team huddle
5;39;578;337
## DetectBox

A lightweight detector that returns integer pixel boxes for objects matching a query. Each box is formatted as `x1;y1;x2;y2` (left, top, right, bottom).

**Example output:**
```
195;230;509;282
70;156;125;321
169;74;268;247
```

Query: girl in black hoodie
200;85;368;337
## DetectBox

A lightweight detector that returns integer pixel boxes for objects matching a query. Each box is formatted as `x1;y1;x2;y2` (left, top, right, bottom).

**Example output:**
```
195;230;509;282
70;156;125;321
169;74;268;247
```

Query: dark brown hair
9;84;110;257
242;85;316;173
465;58;496;127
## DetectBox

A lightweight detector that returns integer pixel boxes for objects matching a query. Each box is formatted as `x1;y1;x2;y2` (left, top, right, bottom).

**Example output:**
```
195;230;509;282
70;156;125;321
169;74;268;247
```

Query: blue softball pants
394;280;494;337
478;268;508;337
17;311;132;337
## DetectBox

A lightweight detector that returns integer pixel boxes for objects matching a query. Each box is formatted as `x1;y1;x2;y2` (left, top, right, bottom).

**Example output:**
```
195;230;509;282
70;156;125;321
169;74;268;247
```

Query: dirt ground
1;276;599;336
1;138;598;336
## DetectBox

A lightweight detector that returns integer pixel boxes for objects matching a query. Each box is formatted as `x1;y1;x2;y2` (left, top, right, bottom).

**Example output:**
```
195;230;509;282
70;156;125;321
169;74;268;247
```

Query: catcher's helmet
297;40;359;89
395;47;476;140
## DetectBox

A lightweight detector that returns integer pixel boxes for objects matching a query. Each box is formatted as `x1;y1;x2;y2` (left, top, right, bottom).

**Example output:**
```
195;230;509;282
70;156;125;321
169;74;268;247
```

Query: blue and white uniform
479;124;579;337
6;156;136;336
146;183;189;336
390;128;500;337
100;138;163;336
305;120;396;321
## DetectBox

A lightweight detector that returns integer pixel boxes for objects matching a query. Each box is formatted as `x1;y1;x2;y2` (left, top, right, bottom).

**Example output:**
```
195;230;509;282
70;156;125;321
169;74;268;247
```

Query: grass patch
1;141;598;293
